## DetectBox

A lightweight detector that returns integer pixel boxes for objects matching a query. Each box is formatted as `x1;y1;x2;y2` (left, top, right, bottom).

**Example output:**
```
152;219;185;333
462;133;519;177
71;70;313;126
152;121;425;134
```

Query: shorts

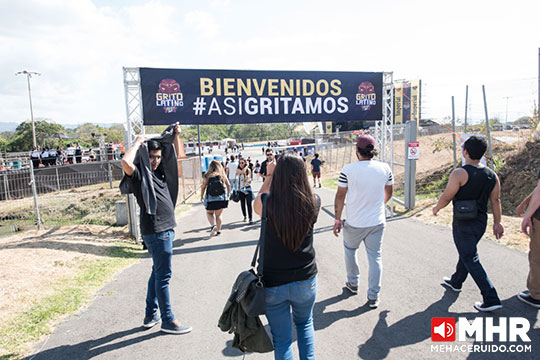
206;200;228;211
312;171;321;178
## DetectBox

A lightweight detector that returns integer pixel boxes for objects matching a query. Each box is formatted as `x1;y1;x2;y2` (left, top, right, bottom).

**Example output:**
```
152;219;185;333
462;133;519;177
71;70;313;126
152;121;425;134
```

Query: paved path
28;183;539;359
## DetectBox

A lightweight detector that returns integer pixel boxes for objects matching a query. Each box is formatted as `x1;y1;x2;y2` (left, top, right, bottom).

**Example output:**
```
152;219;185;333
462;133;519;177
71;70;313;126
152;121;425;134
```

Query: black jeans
451;218;500;304
239;189;253;220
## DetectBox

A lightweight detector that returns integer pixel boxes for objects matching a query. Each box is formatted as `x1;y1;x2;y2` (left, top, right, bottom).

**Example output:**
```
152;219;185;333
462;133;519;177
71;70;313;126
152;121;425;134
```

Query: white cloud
184;10;219;39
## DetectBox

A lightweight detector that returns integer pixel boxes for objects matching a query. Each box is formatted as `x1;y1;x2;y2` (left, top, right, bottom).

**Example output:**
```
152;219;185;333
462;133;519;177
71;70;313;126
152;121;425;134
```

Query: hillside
499;140;540;215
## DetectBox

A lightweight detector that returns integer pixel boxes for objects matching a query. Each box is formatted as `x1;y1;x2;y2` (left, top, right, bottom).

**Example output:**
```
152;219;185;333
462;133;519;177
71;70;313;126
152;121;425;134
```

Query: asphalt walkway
28;183;540;359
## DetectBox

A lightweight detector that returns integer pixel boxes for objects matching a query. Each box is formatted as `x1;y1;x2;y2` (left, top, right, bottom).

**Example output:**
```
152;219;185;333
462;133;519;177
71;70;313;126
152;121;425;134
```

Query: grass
0;242;143;360
321;177;339;190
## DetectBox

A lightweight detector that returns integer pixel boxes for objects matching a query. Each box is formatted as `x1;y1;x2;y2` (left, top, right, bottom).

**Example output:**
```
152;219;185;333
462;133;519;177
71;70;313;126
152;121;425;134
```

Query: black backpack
207;175;225;197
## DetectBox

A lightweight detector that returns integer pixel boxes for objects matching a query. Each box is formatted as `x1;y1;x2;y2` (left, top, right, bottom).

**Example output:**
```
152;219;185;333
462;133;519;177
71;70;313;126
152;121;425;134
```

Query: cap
356;135;376;149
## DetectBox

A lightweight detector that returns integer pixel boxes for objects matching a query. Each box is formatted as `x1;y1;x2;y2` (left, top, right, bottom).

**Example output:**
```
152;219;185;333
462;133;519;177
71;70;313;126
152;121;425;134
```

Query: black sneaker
345;282;358;295
318;184;321;188
517;292;540;308
142;314;161;328
474;301;503;312
161;321;192;335
441;277;462;292
368;298;380;308
216;231;221;236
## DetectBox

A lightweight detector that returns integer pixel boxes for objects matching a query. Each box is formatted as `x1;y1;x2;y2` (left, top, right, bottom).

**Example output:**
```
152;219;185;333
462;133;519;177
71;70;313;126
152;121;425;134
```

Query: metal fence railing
0;162;124;201
178;157;203;203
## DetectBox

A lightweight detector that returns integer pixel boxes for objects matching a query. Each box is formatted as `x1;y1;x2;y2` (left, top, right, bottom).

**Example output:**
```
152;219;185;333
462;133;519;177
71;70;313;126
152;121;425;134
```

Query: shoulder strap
250;193;268;275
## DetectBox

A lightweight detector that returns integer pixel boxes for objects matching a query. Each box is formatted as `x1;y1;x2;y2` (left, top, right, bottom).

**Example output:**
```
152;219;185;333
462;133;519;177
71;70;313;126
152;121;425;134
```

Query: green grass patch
0;242;143;359
321;177;339;190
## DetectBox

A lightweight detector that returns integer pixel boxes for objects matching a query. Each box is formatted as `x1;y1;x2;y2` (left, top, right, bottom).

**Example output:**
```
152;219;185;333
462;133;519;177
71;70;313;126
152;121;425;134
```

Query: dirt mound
499;140;540;215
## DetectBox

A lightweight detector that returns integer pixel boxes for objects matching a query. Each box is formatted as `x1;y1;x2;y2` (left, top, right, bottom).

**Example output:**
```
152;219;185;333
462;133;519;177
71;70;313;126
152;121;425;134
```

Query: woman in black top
254;152;320;360
236;158;253;224
201;160;230;236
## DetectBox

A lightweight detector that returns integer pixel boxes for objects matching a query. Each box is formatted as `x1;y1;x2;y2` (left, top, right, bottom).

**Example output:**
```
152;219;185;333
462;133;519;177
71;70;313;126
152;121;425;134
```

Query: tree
513;116;533;126
8;119;64;151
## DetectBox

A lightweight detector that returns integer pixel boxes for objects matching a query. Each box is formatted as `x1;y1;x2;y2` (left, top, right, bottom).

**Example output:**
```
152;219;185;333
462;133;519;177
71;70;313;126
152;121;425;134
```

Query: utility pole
16;70;40;149
464;85;469;133
503;96;510;124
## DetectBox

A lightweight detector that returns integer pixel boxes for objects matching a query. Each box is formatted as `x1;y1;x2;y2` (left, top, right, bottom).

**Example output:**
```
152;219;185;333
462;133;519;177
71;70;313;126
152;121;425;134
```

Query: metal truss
374;72;395;216
123;67;145;147
122;67;144;239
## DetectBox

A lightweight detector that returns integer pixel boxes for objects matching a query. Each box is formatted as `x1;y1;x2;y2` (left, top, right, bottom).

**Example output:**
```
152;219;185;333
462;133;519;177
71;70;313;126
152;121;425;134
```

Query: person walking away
515;169;540;308
254;152;321;360
227;155;239;192
237;158;253;224
260;148;274;180
30;147;41;169
333;135;393;308
254;160;261;178
75;142;83;163
310;153;322;188
201;160;230;236
433;135;504;312
120;122;192;334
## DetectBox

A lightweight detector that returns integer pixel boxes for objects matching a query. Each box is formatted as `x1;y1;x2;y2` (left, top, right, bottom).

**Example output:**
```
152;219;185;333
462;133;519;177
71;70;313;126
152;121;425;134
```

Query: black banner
139;68;383;125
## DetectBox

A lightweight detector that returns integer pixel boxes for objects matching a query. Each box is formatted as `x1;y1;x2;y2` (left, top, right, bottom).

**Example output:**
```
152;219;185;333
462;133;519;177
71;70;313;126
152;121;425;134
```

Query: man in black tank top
515;169;540;308
433;136;504;312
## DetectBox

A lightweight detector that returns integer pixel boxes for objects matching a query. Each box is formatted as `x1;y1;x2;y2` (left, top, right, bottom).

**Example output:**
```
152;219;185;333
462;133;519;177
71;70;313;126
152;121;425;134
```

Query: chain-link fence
313;130;358;177
178;157;203;203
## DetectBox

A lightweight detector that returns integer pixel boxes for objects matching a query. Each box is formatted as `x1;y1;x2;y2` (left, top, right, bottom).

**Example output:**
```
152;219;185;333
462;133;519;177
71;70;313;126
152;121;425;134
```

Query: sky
1;0;539;128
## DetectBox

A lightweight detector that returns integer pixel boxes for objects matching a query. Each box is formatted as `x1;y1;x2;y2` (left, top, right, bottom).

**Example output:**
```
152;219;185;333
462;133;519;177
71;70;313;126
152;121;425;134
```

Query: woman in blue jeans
254;152;321;360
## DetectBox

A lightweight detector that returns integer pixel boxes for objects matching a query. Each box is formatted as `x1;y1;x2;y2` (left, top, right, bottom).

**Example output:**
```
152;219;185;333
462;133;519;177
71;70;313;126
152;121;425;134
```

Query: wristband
335;219;342;225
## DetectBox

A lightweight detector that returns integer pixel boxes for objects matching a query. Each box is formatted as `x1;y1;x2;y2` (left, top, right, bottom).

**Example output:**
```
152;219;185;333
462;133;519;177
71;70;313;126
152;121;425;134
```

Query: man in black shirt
121;123;192;335
433;136;504;312
260;148;274;179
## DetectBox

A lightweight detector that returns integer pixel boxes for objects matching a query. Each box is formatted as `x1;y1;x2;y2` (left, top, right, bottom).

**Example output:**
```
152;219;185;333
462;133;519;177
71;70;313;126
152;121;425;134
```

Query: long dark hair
268;152;316;252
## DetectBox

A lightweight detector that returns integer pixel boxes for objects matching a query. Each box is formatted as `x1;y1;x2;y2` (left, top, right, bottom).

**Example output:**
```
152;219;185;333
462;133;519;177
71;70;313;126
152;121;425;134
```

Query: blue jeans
143;229;176;323
265;276;317;360
451;220;500;304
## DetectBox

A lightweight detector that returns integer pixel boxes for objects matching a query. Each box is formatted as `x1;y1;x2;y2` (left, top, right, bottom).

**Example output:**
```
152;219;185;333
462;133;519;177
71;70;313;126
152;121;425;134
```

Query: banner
394;83;403;124
139;68;383;125
410;80;420;122
394;80;421;123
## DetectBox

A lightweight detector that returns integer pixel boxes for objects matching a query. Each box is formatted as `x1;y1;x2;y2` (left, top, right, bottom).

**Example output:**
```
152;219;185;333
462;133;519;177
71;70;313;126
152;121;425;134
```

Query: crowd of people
28;143;124;168
121;126;540;360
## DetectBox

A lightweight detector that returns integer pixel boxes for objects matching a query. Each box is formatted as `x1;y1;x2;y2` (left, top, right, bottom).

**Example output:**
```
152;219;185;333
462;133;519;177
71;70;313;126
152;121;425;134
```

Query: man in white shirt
333;135;394;308
226;155;239;191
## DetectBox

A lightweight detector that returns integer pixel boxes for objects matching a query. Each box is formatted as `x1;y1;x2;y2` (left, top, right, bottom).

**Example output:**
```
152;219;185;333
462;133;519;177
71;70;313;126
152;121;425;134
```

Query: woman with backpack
236;158;254;224
253;152;321;360
201;160;230;236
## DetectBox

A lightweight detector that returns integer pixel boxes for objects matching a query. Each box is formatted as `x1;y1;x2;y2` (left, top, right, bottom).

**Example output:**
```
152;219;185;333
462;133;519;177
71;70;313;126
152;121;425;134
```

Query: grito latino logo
156;79;184;113
355;82;376;111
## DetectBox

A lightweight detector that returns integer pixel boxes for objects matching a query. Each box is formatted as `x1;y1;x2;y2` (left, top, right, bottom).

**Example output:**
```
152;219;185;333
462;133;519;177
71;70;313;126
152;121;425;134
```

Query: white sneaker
210;226;217;236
